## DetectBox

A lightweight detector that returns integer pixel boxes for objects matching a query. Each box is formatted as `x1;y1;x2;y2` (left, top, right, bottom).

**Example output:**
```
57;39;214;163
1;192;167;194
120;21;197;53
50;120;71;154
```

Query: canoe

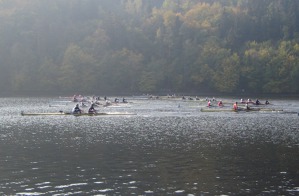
200;108;283;112
21;111;136;116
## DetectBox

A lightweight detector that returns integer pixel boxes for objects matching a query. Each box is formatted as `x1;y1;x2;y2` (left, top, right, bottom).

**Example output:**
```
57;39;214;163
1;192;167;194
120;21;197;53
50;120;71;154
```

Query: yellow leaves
184;3;221;29
201;20;211;28
259;49;270;58
124;0;142;15
293;43;299;53
244;49;257;58
244;42;272;60
278;55;297;77
163;10;177;28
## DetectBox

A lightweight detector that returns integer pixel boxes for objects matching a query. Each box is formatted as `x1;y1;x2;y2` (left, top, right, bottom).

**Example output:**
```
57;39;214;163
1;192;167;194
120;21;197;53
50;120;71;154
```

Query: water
0;97;299;195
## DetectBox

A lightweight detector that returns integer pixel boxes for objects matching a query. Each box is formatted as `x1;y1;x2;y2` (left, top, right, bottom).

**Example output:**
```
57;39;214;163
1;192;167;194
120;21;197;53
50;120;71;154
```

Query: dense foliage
0;0;299;95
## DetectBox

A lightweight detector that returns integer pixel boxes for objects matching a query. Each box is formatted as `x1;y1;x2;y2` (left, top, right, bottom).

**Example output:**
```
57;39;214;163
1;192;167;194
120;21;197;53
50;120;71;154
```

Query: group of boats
200;98;298;114
200;107;284;112
20;111;135;116
21;95;134;116
20;95;298;116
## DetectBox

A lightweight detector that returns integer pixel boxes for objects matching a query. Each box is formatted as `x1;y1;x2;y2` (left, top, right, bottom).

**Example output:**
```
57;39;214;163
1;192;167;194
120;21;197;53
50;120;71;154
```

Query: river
0;96;298;195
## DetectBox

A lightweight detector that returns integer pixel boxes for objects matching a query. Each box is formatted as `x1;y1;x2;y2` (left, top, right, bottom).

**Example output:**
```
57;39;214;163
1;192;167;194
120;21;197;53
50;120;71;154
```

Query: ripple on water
1;97;299;195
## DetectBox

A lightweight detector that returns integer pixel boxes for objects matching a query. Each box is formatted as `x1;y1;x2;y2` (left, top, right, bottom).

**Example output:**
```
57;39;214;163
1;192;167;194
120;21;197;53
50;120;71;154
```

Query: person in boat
233;102;238;111
218;100;223;107
122;97;127;103
72;95;78;102
265;100;270;105
245;103;250;110
256;99;261;105
93;100;101;107
241;98;247;104
80;101;87;107
72;104;82;114
207;100;211;107
104;100;112;107
114;98;119;103
88;104;96;114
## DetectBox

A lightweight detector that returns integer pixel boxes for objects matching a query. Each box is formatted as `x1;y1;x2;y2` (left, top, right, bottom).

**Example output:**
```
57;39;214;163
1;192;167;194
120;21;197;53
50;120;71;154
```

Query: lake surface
0;96;299;195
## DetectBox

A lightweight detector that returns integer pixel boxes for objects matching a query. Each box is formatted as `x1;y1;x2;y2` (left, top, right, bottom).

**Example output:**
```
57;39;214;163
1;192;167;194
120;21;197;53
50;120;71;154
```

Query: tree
60;43;96;92
38;58;61;91
99;48;143;93
212;53;240;92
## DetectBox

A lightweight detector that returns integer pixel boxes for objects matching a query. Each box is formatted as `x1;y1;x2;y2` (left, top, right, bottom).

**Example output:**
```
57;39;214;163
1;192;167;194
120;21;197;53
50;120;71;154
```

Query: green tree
242;41;273;93
100;48;143;93
212;53;240;92
60;43;96;92
263;41;299;93
38;58;61;91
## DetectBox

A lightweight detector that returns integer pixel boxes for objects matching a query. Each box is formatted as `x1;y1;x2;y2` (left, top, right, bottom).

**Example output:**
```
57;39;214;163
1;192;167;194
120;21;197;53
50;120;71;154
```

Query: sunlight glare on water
0;97;298;195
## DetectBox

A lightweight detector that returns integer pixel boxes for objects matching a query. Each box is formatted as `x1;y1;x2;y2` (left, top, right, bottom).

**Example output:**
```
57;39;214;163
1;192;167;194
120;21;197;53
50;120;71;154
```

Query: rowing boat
200;108;283;112
21;111;136;116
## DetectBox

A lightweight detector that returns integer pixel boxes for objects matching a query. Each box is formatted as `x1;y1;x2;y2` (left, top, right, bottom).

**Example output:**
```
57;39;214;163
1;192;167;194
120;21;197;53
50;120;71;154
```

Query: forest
0;0;299;96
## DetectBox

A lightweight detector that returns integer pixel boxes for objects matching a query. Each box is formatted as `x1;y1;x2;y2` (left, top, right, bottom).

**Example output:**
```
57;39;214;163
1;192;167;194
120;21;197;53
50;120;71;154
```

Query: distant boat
200;108;283;112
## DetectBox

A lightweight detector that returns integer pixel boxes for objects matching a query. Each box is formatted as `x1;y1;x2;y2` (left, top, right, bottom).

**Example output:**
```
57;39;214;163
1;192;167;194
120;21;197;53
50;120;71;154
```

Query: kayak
21;111;136;116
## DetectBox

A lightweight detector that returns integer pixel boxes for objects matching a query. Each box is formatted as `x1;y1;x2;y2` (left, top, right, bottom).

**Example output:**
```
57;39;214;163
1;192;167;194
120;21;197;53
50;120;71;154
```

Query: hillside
0;0;299;95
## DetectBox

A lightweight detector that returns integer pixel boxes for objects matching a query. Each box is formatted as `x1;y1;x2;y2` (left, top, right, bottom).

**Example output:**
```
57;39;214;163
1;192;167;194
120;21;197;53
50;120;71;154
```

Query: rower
88;104;96;114
265;100;270;105
233;102;238;111
104;100;112;107
73;95;78;102
245;103;250;110
207;100;211;107
218;100;223;107
256;99;261;105
72;104;82;114
80;102;87;107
